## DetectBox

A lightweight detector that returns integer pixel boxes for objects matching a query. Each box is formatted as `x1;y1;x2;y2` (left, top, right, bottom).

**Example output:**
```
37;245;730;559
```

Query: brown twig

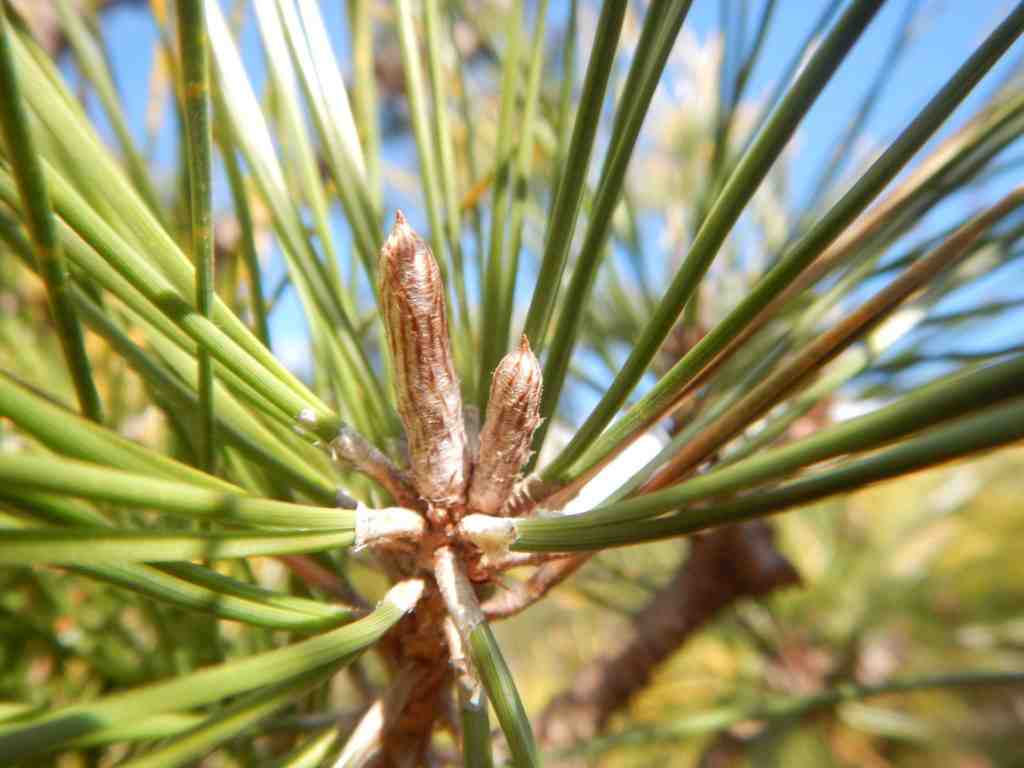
376;586;453;765
537;521;800;750
331;424;422;510
488;550;567;571
482;554;588;621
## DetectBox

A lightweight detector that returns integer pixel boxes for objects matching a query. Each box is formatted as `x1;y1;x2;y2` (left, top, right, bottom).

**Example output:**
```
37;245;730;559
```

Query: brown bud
378;212;468;506
469;335;543;515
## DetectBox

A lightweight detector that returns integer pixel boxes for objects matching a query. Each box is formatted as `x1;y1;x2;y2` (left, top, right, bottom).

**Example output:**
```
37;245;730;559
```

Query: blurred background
2;2;1024;765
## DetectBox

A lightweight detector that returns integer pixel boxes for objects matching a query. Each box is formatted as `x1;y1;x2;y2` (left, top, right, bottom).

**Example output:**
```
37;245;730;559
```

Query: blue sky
76;1;1024;387
90;0;1024;220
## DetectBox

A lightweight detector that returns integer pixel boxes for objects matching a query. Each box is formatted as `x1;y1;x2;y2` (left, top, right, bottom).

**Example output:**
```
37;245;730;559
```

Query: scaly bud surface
379;212;468;507
469;335;543;515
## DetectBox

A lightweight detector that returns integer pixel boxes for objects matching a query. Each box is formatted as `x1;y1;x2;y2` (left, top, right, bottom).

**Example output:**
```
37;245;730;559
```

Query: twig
537;521;800;748
489;551;566;571
482;554;587;621
328;424;421;509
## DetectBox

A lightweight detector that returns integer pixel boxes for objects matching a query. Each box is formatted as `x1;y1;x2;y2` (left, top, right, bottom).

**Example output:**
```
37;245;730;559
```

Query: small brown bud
378;212;468;507
469;335;543;515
